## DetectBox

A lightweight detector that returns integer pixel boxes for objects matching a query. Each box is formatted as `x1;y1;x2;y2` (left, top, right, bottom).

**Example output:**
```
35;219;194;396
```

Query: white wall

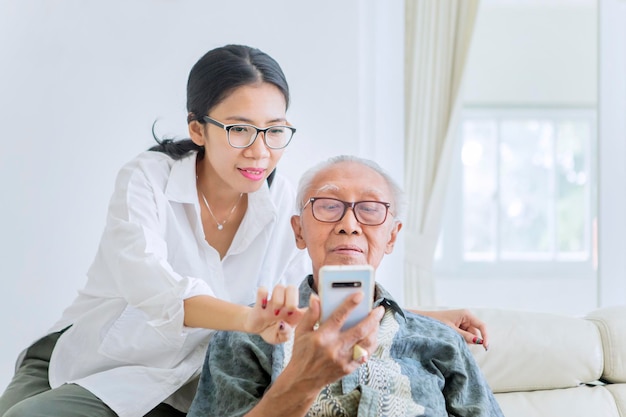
463;2;597;106
0;0;404;391
598;0;626;308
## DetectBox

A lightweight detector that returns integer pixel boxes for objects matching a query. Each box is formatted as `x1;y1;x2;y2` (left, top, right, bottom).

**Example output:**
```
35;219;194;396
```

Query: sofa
468;305;626;416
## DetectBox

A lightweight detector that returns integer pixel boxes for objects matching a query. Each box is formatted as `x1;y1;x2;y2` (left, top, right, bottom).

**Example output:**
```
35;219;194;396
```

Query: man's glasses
303;197;392;226
202;116;296;150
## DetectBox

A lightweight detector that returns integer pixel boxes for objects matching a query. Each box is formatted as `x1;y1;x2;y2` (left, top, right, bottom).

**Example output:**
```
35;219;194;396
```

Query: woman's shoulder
267;172;297;208
118;150;189;179
121;150;177;171
112;150;195;194
269;171;293;189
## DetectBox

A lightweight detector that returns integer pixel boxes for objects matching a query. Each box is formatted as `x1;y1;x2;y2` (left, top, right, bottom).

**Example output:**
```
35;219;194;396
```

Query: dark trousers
0;331;186;417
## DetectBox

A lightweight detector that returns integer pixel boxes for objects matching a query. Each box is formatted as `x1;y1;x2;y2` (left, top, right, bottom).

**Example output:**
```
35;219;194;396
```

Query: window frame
434;106;597;281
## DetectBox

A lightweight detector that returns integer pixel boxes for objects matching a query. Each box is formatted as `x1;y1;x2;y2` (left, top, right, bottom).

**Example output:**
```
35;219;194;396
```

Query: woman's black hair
149;44;290;160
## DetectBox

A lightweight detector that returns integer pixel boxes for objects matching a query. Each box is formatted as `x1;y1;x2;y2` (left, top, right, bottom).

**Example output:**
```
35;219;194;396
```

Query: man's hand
285;293;385;388
243;292;385;417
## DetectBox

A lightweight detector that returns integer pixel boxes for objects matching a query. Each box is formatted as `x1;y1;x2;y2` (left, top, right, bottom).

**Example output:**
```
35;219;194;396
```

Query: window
435;108;597;279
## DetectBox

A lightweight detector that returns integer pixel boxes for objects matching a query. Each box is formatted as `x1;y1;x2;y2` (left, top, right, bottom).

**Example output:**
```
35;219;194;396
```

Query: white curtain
404;0;480;307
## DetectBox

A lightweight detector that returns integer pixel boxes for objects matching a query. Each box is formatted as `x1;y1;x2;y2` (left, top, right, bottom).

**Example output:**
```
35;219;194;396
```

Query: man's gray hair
296;155;406;221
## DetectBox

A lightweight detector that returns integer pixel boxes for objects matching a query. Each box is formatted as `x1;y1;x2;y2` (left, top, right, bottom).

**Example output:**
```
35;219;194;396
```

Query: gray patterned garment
188;276;504;417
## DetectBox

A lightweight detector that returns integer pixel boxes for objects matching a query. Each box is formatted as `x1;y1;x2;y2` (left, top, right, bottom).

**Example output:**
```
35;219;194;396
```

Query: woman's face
190;82;289;194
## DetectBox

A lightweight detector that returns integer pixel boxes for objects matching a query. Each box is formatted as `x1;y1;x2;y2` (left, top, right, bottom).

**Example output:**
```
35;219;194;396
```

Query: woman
0;44;305;417
0;44;487;417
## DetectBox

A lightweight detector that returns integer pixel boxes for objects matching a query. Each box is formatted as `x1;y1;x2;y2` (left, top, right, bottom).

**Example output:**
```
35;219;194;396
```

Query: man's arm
246;294;384;416
242;365;322;417
187;330;273;417
194;333;325;417
442;336;504;416
189;293;384;417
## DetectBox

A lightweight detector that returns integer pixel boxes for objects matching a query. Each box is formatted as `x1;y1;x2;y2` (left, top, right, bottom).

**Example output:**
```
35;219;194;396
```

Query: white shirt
45;151;309;417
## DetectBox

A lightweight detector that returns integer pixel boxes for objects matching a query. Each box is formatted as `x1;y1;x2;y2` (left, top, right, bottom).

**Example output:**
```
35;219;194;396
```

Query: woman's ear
189;120;206;147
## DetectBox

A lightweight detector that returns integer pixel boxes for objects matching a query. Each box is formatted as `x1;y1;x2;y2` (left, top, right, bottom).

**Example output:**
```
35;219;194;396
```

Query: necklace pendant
199;190;243;233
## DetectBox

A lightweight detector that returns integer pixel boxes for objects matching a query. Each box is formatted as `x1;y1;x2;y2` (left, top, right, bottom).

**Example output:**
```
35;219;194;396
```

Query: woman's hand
416;308;489;350
245;285;305;344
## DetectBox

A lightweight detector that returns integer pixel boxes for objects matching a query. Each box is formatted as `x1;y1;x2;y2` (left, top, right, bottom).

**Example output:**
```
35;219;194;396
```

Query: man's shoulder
210;330;279;357
208;330;280;377
388;310;469;364
211;329;267;349
400;309;464;343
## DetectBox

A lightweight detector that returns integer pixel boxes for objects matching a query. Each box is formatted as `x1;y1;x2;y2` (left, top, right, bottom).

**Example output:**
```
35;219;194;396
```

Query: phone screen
318;265;374;330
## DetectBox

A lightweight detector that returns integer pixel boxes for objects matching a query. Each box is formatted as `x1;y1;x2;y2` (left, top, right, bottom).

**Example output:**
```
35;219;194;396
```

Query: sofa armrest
586;306;626;383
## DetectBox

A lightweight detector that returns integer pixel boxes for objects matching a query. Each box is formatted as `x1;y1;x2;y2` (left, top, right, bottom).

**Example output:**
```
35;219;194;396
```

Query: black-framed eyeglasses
303;197;392;226
202;116;296;150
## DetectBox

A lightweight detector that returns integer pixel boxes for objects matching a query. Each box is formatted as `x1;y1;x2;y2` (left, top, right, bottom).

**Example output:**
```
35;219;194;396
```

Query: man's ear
290;215;307;249
385;221;403;254
188;120;206;147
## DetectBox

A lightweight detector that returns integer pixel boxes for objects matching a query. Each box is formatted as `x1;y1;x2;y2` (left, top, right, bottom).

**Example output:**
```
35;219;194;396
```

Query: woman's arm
410;308;489;349
184;286;304;344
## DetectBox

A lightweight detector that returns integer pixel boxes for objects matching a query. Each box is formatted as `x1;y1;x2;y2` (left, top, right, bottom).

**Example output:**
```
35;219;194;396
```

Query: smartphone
318;265;375;331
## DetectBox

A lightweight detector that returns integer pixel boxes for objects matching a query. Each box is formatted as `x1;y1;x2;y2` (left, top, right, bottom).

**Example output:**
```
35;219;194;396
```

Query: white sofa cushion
605;384;626;413
469;308;603;392
494;386;621;417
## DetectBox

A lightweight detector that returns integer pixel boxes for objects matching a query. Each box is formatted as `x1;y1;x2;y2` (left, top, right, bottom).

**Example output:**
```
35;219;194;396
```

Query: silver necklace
200;191;243;231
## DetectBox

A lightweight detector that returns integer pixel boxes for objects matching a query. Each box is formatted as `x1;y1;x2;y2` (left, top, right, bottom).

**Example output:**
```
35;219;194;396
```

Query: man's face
291;161;402;283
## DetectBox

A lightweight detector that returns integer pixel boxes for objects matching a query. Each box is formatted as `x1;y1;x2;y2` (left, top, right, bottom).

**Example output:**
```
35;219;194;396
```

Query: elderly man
188;155;503;417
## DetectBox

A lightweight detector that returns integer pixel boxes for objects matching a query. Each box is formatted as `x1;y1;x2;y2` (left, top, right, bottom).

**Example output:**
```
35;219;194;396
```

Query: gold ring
352;344;368;362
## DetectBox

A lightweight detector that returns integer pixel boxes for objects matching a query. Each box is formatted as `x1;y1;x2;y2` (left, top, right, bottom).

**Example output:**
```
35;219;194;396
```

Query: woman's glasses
202;116;295;150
